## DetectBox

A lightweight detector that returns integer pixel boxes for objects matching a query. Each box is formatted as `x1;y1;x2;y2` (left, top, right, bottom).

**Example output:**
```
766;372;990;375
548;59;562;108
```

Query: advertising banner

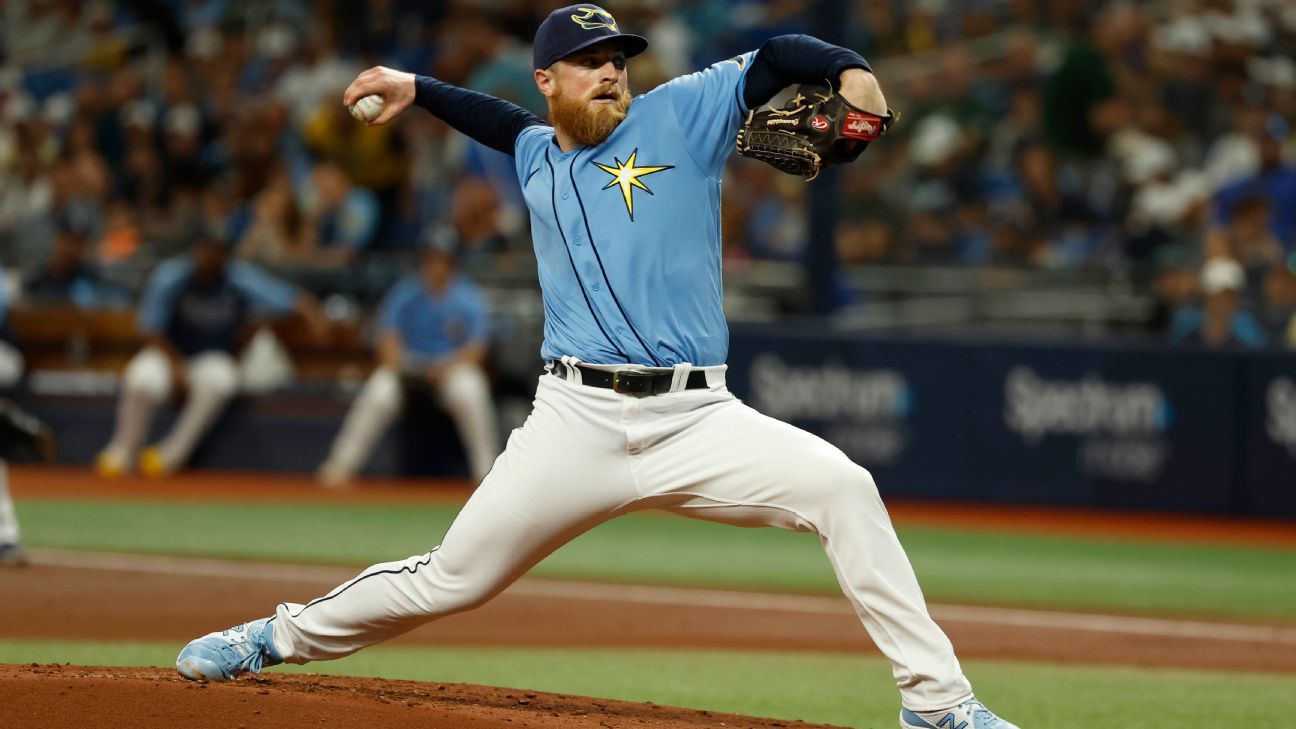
727;328;976;499
969;345;1238;511
1242;355;1296;517
728;327;1245;513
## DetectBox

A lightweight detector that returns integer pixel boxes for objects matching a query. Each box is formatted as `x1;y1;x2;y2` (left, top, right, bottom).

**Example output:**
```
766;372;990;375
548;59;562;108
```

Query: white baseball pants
100;347;239;471
272;365;973;710
322;363;500;483
0;462;19;545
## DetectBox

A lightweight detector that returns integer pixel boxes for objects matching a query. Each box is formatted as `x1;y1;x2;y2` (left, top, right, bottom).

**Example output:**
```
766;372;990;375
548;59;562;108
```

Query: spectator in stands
5;0;1295;342
300;94;406;241
295;160;379;269
22;212;131;309
1170;257;1268;348
317;233;498;487
0;134;55;262
1262;264;1296;349
1206;194;1285;307
1214;114;1296;250
1149;245;1201;333
95;224;328;478
236;170;310;266
161;105;209;196
1044;11;1116;158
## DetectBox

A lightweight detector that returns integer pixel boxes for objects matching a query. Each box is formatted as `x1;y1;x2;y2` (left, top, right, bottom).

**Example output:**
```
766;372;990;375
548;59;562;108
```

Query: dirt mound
0;664;846;729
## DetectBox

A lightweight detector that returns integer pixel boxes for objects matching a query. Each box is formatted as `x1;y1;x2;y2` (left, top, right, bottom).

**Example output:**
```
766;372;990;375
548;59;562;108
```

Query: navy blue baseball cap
533;4;648;70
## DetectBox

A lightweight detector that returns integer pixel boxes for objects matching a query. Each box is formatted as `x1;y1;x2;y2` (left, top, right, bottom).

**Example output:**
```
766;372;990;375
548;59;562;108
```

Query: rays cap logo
571;6;618;31
533;4;649;70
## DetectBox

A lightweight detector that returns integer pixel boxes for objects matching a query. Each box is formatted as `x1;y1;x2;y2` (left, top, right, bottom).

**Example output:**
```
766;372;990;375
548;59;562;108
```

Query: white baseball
349;94;384;123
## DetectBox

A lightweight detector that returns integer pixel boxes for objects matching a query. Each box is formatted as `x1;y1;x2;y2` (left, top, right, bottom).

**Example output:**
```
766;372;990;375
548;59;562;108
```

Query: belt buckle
611;368;654;397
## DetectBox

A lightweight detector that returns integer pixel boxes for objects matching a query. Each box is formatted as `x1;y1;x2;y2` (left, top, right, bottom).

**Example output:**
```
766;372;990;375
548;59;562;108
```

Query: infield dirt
0;665;847;728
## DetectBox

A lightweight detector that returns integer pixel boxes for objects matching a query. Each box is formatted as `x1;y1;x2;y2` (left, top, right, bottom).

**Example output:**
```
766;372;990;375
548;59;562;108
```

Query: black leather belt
548;361;709;396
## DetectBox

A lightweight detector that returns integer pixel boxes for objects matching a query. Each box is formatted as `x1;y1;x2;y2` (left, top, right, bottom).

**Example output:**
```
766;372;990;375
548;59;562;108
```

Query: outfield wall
10;329;1294;517
726;325;1296;518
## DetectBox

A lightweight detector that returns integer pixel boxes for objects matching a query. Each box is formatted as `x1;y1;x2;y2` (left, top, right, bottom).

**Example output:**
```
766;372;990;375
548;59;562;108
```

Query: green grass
1;639;1291;728
14;499;1296;619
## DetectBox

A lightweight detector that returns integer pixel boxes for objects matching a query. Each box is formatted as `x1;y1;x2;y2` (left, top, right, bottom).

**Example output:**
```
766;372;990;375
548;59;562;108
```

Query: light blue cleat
900;698;1021;729
176;617;283;681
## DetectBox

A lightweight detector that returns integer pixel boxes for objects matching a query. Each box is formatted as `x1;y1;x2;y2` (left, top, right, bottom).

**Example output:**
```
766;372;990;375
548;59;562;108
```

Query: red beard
551;84;631;147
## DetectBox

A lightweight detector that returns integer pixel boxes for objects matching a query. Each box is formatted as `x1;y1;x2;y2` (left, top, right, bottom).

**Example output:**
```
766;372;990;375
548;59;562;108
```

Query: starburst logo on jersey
571;7;618;32
593;149;673;221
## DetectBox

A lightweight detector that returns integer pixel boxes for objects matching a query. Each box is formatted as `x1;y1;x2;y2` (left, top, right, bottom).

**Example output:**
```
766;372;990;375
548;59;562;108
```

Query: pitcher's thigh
427;411;638;597
648;400;882;530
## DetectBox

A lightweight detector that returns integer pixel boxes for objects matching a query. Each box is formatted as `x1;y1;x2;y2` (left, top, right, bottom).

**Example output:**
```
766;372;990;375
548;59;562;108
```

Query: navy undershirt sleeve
742;34;872;110
414;75;546;156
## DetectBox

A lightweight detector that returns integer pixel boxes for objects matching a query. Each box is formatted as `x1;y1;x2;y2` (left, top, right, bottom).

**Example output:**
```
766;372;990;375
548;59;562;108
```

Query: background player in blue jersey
177;6;1019;728
317;235;499;487
96;228;328;478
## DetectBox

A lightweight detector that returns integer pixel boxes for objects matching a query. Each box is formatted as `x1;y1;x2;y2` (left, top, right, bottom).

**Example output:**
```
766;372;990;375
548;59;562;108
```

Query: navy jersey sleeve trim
414;76;546;156
742;34;872;110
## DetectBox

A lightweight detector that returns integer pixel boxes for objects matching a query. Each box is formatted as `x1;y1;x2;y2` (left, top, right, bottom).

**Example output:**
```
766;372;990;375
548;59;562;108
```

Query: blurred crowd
1;0;1295;351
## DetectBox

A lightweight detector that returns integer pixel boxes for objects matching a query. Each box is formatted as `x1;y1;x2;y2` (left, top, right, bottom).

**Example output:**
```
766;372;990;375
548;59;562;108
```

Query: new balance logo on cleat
938;714;969;729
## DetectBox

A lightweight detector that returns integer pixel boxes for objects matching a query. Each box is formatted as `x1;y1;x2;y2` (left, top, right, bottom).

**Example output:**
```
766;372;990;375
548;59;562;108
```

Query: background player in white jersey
317;234;499;487
176;6;1019;728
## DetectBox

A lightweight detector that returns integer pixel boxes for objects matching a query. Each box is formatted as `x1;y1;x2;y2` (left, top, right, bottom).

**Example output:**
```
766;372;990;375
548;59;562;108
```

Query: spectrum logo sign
1003;367;1172;482
749;354;912;465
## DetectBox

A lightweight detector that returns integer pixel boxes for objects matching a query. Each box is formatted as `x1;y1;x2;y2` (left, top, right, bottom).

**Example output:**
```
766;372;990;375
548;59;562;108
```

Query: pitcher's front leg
649;397;972;711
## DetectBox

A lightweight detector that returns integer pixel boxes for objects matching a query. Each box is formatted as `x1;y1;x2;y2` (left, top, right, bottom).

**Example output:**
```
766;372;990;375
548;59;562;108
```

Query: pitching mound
0;664;846;729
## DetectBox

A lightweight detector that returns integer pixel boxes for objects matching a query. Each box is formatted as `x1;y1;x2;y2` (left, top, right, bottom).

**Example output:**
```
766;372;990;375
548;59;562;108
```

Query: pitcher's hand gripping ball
349;94;385;123
736;84;897;180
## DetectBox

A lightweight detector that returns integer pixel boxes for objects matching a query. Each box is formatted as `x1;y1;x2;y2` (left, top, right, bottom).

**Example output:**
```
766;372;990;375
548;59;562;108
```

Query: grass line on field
28;548;1296;645
12;499;1296;620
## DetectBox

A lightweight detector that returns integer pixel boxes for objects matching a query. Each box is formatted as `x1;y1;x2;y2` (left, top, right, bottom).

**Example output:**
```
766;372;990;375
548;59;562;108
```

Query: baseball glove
735;84;897;181
0;400;54;463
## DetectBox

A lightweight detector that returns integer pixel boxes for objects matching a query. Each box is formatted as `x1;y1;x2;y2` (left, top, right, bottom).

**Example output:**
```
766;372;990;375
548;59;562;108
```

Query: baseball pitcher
177;6;1017;728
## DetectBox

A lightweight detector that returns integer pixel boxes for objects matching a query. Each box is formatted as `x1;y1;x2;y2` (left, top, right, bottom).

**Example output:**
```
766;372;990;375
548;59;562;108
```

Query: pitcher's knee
822;461;881;506
452;584;499;613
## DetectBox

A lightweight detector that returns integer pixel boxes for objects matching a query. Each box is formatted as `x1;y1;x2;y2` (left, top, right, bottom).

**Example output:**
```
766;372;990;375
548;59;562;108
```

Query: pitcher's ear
535;67;556;98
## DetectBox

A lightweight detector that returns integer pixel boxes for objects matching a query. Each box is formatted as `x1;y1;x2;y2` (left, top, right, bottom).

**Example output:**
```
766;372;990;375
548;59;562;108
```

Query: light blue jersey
376;274;490;368
513;52;755;367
